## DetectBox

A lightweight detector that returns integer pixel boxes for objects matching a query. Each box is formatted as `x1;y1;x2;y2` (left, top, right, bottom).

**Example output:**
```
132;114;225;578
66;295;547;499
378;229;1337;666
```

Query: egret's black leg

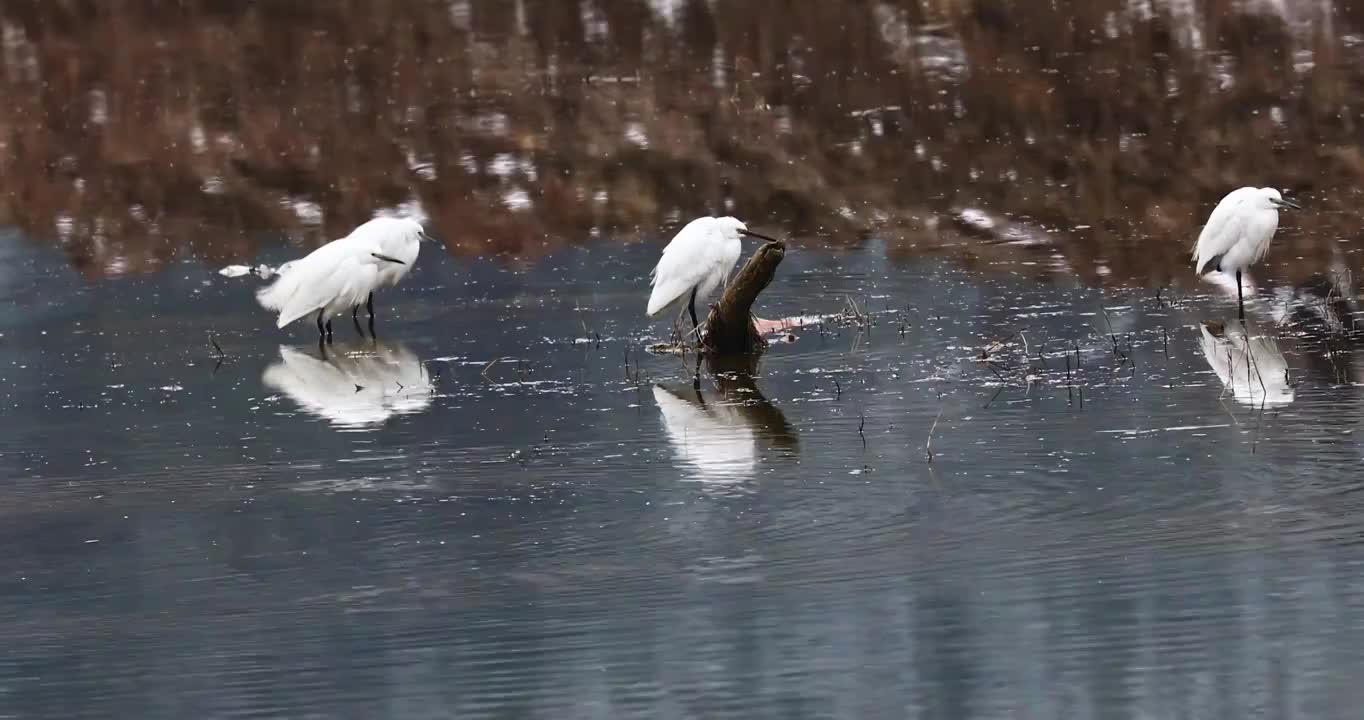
688;288;699;336
693;351;702;390
316;309;326;337
1236;270;1245;319
352;306;366;337
368;314;377;341
325;318;334;344
366;292;375;320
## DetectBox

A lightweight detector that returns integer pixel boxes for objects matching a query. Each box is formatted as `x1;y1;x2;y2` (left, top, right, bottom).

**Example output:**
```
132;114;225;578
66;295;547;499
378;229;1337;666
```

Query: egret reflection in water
653;360;797;488
1197;318;1294;407
262;341;433;428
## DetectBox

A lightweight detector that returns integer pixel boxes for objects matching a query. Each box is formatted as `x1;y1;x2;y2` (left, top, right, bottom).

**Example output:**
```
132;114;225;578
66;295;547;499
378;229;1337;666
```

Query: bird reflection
262;340;432;428
653;357;797;488
1197;318;1294;407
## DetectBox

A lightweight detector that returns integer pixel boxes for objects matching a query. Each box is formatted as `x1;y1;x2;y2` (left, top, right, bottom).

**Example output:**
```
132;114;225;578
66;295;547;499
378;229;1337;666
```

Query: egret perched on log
646;216;777;337
256;217;434;341
1193;187;1301;317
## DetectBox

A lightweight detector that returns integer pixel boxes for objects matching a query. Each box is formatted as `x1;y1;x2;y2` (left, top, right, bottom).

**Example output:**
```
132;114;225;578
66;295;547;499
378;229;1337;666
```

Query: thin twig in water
858;414;866;449
984;385;1006;409
1099;305;1120;350
481;356;518;382
1251;398;1266;454
1246;341;1268;399
833;378;842;399
1219;396;1242;427
1065;354;1073;404
926;406;943;464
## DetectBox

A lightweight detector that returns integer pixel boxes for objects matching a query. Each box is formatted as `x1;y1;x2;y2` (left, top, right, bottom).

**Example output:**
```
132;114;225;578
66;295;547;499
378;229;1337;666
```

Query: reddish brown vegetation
0;1;1361;285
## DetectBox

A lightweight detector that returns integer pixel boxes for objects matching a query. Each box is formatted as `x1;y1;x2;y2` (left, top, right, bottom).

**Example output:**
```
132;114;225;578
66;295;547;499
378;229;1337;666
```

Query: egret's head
393;217;437;243
1262;188;1302;211
359;216;440;244
717;216;778;243
401;218;441;244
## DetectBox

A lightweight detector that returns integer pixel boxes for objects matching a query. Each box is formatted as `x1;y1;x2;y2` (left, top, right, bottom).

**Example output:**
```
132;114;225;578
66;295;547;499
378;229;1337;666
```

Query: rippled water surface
7;228;1364;717
7;0;1364;717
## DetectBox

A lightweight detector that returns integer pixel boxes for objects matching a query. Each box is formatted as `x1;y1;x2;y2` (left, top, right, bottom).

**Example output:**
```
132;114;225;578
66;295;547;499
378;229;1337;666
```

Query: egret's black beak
1272;197;1302;210
372;253;406;265
738;228;779;242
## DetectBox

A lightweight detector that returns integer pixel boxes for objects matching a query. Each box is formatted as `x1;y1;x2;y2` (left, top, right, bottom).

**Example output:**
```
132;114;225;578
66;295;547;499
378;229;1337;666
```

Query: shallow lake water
7;0;1364;717
6;226;1364;717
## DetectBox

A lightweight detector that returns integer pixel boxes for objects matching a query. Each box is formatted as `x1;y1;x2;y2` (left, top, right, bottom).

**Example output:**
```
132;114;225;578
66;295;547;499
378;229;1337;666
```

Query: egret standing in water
352;217;434;330
256;217;433;341
1193;187;1301;317
646;216;777;337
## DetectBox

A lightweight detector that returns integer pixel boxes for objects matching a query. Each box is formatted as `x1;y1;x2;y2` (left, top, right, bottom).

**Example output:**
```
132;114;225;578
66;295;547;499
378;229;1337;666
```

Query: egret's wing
647;218;734;317
1244;210;1280;266
256;241;355;327
1193;188;1254;273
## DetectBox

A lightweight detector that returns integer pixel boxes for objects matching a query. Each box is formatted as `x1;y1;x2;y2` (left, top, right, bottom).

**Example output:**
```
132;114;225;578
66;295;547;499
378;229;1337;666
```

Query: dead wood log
702;241;786;354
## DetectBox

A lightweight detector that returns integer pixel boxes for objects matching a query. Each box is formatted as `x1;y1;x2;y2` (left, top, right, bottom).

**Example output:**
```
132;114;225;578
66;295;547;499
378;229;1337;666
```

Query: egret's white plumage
1192;186;1299;314
255;216;429;335
648;217;745;318
256;239;386;329
647;216;778;330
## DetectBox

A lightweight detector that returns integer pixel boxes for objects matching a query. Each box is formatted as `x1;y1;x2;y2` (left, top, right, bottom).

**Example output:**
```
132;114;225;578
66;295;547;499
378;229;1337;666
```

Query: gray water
8;0;1364;716
5;225;1364;718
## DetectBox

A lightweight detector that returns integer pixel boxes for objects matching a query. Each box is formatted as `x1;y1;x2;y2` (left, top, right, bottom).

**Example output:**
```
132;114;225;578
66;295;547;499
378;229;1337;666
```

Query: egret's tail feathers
255;274;296;311
256;273;311;328
646;287;684;318
275;305;315;329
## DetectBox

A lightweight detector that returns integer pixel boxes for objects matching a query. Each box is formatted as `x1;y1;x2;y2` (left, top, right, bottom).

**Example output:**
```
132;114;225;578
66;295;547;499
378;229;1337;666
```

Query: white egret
646;216;777;336
1193;186;1301;317
351;217;434;328
255;217;434;340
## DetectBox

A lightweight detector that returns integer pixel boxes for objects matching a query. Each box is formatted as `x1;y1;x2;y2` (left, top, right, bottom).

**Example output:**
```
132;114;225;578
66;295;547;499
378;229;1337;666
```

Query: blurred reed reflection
262;340;433;428
1;1;1363;287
